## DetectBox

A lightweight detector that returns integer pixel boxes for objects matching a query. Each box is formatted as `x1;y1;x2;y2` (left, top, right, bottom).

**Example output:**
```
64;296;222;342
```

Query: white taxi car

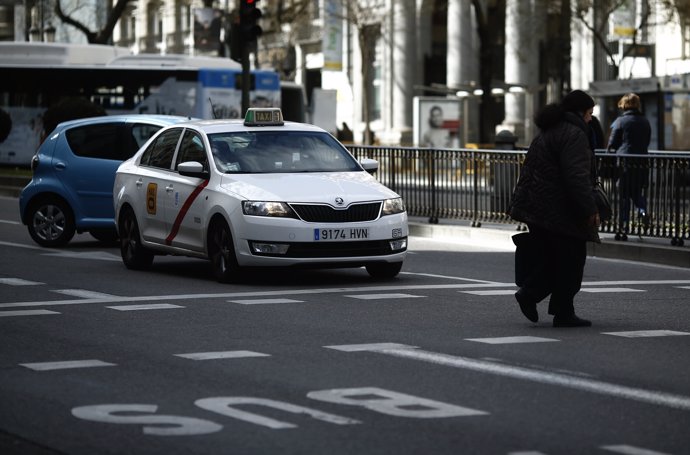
113;108;408;283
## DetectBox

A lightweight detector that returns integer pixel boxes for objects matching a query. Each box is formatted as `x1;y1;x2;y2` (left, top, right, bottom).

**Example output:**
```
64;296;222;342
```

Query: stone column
447;0;474;89
389;0;416;144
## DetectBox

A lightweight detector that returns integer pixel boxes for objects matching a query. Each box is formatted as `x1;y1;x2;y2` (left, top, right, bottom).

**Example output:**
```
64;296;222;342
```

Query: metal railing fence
348;146;690;245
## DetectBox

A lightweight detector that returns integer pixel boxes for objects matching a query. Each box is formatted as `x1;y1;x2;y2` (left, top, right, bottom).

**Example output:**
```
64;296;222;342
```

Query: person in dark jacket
507;89;600;327
607;93;652;236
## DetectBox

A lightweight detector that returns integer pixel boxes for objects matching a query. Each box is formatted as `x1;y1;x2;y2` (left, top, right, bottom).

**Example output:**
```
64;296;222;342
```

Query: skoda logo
335;197;345;206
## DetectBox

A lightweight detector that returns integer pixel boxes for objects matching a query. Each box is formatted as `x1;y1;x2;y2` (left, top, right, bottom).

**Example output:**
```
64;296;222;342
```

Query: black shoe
553;314;592;327
515;291;538;323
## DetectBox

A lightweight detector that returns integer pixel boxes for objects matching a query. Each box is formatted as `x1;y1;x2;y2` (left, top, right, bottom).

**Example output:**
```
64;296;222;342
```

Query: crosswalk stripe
0;309;59;317
53;289;121;299
602;330;690;338
581;287;644;293
601;444;671;455
230;298;304;305
465;336;559;344
107;304;184;311
174;350;270;360
461;290;515;296
20;360;116;371
345;293;424;300
0;278;43;286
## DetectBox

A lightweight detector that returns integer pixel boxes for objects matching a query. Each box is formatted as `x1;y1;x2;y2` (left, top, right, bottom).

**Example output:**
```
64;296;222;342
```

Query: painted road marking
53;289;121;299
460;290;516;296
345;293;425;300
0;219;21;225
42;251;122;261
2;280;690;309
20;360;116;371
107;304;184;311
581;287;645;293
0;309;59;317
601;444;671;455
325;343;417;352
465;336;559;344
230;298;304;305
325;343;690;411
0;278;44;286
174;351;270;360
602;330;690;338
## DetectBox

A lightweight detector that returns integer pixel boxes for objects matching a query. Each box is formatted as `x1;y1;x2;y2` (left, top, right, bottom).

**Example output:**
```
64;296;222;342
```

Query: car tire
118;207;154;270
26;196;76;247
365;262;403;279
90;228;119;245
208;219;242;283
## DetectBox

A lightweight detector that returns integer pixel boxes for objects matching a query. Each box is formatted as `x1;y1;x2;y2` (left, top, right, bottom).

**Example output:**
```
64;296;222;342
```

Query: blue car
19;115;191;247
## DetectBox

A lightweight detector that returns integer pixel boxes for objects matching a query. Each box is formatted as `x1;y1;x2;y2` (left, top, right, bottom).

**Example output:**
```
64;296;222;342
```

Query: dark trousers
520;225;587;317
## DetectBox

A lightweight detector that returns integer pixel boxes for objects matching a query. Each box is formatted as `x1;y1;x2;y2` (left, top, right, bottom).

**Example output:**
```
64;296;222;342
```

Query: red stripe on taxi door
165;180;209;245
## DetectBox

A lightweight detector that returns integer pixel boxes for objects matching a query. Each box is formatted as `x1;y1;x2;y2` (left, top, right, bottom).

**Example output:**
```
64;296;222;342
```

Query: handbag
593;180;612;222
512;232;542;287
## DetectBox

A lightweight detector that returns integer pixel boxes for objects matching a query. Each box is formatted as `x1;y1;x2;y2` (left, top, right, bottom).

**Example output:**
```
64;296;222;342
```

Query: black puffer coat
508;105;600;242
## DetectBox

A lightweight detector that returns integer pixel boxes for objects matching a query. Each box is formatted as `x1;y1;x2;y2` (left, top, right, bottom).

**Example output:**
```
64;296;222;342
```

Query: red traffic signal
239;0;262;44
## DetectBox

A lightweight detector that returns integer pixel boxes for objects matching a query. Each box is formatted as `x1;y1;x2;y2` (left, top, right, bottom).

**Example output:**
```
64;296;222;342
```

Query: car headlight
242;201;296;218
381;198;405;216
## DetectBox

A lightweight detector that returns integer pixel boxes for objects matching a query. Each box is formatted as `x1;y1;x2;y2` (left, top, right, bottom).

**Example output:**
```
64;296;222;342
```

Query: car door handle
135;178;143;187
166;185;174;193
54;161;66;170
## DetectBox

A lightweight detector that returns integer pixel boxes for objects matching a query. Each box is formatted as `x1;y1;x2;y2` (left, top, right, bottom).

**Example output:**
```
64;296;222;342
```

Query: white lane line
230;298;303;305
41;251;122;262
107;304;184;311
0;219;21;225
401;272;505;285
601;444;671;455
53;289;121;299
461;290;516;296
20;360;116;371
174;350;270;360
325;343;690;411
602;330;690;338
465;336;559;345
0;278;44;286
0;309;59;317
325;343;417;352
581;287;645;293
508;452;547;455
345;293;425;300
3;279;690;309
677;286;690;290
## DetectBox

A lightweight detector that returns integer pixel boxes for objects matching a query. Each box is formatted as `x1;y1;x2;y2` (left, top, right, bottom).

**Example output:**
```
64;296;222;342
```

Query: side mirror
360;158;379;175
178;161;209;179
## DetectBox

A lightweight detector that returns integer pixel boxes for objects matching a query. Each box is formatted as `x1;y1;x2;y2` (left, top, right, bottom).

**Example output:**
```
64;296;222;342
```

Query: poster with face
413;97;462;148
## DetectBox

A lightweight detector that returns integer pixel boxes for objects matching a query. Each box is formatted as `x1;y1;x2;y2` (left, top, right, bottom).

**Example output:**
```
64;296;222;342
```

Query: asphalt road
1;195;689;455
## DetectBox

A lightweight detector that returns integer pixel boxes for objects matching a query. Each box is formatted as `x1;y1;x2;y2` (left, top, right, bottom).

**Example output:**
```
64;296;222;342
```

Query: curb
408;221;690;269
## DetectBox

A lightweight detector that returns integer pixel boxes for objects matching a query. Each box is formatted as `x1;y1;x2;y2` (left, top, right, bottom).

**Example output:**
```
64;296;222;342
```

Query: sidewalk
2;172;688;268
408;217;690;269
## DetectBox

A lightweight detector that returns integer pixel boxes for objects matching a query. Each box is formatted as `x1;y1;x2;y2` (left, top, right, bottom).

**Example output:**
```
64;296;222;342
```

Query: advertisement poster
413;97;461;148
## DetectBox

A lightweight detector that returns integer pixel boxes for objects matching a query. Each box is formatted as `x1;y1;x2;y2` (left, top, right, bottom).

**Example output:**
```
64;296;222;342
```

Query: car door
136;128;184;244
162;129;210;253
62;122;124;223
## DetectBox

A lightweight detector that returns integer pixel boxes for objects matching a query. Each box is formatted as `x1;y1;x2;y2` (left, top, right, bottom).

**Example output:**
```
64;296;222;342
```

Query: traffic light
239;0;262;47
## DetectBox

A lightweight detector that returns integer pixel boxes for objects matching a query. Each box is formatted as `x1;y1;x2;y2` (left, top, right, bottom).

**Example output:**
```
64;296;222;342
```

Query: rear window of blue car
65;122;163;161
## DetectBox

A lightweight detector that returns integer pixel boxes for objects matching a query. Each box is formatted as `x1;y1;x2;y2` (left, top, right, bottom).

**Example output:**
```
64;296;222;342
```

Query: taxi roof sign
244;108;284;126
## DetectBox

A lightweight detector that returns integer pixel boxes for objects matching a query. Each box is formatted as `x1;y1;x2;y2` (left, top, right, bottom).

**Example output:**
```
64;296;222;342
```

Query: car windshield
209;131;362;174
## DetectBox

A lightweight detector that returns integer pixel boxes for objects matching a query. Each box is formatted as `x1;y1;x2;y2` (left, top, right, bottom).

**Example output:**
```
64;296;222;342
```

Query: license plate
314;228;370;241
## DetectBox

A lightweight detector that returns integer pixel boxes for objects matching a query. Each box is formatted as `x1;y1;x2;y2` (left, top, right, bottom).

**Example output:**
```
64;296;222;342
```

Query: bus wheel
208;219;242;283
27;196;75;247
118;207;153;270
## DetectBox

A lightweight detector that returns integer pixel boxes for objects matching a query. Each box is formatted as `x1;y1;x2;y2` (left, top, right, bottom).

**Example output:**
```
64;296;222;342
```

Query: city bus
0;42;305;166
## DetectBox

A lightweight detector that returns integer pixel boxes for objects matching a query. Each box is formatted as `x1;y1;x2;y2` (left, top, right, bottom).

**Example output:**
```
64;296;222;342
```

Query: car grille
277;239;406;258
290;202;382;223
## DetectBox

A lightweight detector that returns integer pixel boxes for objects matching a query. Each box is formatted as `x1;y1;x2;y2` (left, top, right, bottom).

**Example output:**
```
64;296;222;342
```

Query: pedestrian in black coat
507;89;600;327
